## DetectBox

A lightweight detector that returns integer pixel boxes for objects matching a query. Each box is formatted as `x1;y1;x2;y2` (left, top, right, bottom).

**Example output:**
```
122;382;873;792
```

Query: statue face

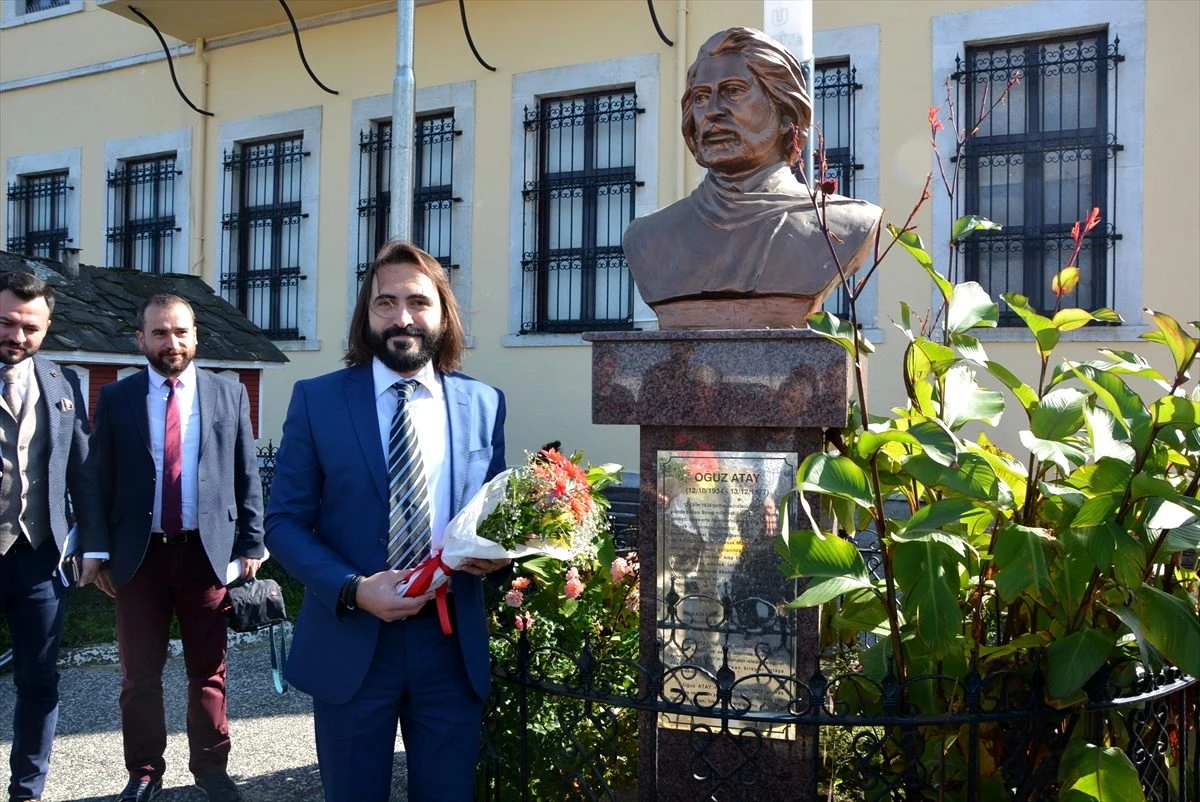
689;52;787;175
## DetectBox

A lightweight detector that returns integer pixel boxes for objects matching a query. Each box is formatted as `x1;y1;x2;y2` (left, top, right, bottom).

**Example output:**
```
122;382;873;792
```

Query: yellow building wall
2;0;1196;474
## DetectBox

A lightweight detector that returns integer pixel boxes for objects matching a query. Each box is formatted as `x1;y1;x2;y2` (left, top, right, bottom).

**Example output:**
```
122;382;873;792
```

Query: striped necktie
385;379;432;570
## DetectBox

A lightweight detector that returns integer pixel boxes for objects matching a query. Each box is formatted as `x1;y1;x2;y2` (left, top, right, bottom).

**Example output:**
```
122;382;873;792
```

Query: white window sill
972;324;1150;344
275;339;322;352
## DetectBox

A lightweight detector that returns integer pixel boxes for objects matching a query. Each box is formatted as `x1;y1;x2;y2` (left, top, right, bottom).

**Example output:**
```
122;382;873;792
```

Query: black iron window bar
219;136;308;341
356;113;459;284
105;155;180;274
6;171;71;263
22;0;70;13
520;90;641;335
956;32;1123;324
813;59;863;320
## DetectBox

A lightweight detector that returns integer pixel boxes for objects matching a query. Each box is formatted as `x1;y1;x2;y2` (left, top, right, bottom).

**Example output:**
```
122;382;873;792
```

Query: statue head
681;27;813;175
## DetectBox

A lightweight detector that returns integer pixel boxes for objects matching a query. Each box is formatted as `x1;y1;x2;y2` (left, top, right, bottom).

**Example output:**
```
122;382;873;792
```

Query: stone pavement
0;635;411;801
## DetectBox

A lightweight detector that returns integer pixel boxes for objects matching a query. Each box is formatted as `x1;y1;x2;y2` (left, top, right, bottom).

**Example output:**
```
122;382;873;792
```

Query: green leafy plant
480;458;641;800
784;79;1199;801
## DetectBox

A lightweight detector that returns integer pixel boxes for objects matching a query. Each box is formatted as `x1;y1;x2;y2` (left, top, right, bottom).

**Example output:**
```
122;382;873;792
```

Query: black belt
158;529;199;545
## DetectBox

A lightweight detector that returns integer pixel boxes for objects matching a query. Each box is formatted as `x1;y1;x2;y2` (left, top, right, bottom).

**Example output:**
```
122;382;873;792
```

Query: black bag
225;578;290;694
225;578;287;632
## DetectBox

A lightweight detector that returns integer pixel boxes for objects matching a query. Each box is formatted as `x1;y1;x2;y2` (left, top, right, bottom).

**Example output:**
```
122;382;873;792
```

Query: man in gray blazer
83;294;264;802
0;269;100;802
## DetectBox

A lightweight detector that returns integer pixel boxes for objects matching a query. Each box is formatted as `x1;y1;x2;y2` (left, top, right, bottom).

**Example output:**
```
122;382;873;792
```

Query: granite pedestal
588;329;852;801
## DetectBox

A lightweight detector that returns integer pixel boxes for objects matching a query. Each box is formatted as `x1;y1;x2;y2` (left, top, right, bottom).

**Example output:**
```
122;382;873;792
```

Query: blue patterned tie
385;380;432;570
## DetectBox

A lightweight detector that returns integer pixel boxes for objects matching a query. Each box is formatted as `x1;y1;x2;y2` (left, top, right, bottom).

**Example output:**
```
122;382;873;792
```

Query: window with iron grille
6;171;71;261
956;31;1122;324
219;136;308;340
520;90;640;334
356;113;459;282
105;155;179;273
23;0;68;11
813;59;862;319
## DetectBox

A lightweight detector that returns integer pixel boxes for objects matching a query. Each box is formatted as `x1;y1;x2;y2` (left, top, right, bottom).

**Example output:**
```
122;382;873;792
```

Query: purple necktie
161;378;182;535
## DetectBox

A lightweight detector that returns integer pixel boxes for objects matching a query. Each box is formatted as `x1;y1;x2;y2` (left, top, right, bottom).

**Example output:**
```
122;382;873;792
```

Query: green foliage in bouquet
480;449;640;800
782;85;1199;801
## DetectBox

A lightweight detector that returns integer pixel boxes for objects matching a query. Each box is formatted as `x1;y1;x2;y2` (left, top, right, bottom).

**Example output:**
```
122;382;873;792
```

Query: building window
6;171;71;261
105;155;179;273
956;31;1123;325
520;90;640;334
219;136;308;340
23;0;67;11
0;0;81;27
812;59;862;319
355;113;459;282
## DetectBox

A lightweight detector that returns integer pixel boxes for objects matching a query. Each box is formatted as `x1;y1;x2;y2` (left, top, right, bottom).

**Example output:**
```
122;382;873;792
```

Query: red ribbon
402;551;455;636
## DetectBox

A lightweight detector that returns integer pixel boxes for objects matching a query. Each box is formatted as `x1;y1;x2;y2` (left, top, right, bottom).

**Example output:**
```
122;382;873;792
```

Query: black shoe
194;771;244;802
115;778;161;802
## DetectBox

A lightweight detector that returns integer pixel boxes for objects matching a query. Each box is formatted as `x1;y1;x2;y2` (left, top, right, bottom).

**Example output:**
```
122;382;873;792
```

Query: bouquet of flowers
397;446;622;632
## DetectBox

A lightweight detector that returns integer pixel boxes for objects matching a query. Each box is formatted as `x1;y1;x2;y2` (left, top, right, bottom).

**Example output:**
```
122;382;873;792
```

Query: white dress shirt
147;363;201;532
372;357;452;553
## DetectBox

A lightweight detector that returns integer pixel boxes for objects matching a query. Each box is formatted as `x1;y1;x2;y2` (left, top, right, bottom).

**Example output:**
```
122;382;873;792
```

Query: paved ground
0;634;410;801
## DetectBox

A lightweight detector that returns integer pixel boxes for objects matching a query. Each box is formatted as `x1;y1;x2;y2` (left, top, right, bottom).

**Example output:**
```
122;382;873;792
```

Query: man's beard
0;339;38;366
146;348;193;377
367;324;443;374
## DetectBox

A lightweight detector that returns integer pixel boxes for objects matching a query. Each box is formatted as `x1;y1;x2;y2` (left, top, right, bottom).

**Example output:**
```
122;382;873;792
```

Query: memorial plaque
656;450;799;736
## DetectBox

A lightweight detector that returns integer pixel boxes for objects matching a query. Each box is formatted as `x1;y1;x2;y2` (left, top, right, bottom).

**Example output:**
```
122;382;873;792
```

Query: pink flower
564;567;584;599
610;557;633;583
514;612;534;631
505;588;524;607
511;576;531;591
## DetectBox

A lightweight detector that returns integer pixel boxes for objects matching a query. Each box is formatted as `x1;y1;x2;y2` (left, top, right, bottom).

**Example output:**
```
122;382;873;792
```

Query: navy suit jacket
29;355;101;556
86;367;266;587
264;364;506;704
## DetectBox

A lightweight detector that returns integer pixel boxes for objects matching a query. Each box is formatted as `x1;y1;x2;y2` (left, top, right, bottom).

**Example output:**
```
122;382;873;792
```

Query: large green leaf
897;499;977;538
894;538;964;655
1066;363;1150;443
855;429;921;460
830;586;893;634
791;575;874;607
1046;627;1117;699
1142;308;1200;378
1031;388;1089;440
1150;396;1200;430
797;453;873;509
1064;457;1134;496
1058;740;1147;802
1104;598;1164;675
887;224;950;301
1003;293;1060;356
1020;431;1089;474
908;418;960;466
807;310;857;358
1129;585;1200;677
902;452;1013;507
984;360;1039;415
1082;404;1136;464
1070;493;1120;528
947;281;999;334
942;364;1006;429
779;528;870;583
993;524;1055;604
952;214;1002;243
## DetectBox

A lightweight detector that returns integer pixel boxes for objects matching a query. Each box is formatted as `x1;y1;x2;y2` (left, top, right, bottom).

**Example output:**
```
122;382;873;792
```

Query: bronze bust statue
623;27;883;329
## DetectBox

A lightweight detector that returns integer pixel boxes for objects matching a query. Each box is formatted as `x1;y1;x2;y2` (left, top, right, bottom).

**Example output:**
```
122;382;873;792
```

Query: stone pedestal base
588;330;852;801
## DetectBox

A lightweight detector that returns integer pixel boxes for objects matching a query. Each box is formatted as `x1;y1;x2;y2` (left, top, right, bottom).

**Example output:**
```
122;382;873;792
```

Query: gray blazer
86;367;265;587
29;355;101;555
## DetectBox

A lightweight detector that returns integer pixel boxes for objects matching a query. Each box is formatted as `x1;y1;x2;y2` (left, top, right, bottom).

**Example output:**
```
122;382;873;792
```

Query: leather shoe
194;771;244;802
115;778;161;802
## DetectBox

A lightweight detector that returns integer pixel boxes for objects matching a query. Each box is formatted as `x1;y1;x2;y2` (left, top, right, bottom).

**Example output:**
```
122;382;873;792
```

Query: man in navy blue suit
265;241;508;801
0;270;100;802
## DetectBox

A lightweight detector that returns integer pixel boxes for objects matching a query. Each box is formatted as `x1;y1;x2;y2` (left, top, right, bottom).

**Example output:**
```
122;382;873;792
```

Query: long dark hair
344;240;465;373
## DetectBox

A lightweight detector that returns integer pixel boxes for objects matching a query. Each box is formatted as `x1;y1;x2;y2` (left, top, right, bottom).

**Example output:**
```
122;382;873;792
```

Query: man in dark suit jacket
265;241;508;802
82;294;264;802
0;269;100;802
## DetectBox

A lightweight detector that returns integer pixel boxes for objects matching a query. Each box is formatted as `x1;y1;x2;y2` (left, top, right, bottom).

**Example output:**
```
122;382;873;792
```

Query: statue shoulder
623;196;696;255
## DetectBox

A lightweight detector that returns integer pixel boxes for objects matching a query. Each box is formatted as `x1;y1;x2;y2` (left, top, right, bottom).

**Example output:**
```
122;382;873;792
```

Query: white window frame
5;146;81;260
347;81;476;343
505;54;659;347
216;107;322;350
815;24;882;341
931;1;1146;341
0;0;82;29
103;128;192;274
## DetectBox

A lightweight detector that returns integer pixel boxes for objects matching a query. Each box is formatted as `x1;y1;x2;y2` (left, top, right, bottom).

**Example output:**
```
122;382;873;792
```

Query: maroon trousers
114;537;230;781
